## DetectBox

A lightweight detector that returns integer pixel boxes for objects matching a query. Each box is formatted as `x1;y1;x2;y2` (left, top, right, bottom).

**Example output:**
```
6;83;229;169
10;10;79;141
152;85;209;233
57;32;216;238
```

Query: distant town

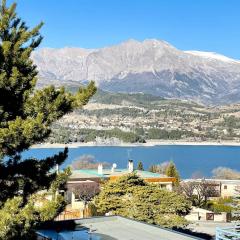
47;90;240;145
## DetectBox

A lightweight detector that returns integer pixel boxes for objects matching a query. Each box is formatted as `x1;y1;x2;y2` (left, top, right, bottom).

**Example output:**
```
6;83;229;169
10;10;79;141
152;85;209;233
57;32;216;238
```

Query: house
66;160;175;210
185;207;230;222
183;178;240;198
69;160;175;189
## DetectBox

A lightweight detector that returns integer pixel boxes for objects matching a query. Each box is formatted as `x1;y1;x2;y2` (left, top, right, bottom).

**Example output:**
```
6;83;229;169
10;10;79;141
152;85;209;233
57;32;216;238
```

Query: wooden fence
55;208;92;221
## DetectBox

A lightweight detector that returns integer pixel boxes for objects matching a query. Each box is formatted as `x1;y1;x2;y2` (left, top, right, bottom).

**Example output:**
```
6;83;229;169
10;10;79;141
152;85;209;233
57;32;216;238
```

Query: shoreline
31;140;240;149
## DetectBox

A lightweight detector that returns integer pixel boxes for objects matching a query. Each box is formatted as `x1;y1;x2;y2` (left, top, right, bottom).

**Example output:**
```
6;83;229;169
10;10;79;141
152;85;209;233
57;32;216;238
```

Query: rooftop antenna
98;164;103;175
128;159;134;173
127;149;132;159
56;164;59;175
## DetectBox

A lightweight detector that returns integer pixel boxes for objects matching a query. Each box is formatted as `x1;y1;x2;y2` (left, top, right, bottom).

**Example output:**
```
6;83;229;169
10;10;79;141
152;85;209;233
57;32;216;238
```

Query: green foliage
94;174;191;228
0;160;71;239
53;86;240;143
165;161;180;186
217;197;234;204
207;197;234;213
92;90;164;107
0;1;96;238
137;161;144;171
147;128;195;140
49;167;72;197
0;191;66;239
48;127;145;144
210;203;233;213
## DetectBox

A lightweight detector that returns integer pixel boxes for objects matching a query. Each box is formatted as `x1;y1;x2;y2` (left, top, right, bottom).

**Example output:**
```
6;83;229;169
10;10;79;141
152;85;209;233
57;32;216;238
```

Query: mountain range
32;39;240;105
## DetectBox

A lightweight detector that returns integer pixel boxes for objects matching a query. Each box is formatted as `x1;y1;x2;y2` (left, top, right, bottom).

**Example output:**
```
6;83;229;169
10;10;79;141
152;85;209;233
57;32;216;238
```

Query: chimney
111;163;117;173
98;164;103;175
128;160;134;173
56;164;59;174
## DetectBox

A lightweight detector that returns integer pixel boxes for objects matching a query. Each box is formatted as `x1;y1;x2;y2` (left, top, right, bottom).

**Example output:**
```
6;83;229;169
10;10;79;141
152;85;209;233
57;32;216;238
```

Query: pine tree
137;161;144;171
94;174;191;228
165;161;180;186
0;1;96;238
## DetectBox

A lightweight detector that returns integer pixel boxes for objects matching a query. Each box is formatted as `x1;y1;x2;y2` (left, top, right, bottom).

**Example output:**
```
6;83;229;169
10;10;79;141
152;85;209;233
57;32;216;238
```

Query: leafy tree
0;168;71;239
0;1;96;239
165;161;180;186
94;174;191;228
137;161;144;171
210;203;233;213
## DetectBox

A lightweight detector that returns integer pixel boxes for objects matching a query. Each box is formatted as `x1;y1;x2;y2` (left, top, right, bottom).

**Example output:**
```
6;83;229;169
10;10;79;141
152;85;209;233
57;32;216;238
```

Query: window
224;185;227;190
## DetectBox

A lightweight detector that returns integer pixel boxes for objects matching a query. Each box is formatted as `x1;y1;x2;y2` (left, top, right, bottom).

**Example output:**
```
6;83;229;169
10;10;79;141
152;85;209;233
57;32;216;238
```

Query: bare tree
191;171;204;179
212;167;240;180
194;180;219;206
179;180;219;207
71;154;110;169
178;181;195;200
149;161;170;174
69;181;100;216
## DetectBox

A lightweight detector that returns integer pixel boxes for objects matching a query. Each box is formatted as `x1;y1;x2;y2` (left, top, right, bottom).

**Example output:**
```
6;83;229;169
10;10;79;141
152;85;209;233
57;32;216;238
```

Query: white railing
216;226;240;240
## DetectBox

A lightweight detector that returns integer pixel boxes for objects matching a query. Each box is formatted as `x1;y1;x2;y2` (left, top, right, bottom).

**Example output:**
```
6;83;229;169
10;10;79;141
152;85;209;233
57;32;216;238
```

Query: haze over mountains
32;39;240;105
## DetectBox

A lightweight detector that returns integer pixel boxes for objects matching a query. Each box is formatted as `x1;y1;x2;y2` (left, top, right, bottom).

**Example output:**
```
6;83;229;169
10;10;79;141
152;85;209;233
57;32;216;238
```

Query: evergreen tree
94;174;191;228
137;161;144;171
165;161;180;186
0;1;96;238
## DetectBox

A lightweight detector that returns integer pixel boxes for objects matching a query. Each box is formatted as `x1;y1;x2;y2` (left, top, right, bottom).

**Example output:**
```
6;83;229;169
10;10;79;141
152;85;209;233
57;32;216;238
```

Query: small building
66;160;175;210
69;160;175;190
185;207;230;222
216;179;240;198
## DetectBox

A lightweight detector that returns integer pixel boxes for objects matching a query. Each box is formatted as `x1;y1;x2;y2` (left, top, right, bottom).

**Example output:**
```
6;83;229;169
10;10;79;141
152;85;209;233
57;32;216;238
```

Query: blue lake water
23;145;240;178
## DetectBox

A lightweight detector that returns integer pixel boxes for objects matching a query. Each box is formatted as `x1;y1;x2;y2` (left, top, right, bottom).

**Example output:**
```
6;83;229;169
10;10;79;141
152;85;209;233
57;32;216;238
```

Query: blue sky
13;0;240;59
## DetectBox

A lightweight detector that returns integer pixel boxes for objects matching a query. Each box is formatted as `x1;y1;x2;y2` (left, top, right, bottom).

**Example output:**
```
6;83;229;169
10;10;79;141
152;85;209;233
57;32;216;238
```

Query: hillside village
48;90;240;144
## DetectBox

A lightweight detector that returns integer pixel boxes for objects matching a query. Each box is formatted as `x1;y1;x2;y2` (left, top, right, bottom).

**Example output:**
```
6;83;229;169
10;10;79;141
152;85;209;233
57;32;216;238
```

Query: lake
23;145;240;178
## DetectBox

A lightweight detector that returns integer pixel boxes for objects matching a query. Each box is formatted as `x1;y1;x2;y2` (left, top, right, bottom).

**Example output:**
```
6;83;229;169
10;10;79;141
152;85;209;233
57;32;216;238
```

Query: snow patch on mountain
185;50;240;64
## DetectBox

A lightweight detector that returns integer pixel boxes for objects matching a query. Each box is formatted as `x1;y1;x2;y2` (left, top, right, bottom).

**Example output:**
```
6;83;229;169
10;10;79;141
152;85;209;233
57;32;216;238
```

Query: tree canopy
0;1;96;238
165;161;180;186
137;161;144;171
94;174;191;228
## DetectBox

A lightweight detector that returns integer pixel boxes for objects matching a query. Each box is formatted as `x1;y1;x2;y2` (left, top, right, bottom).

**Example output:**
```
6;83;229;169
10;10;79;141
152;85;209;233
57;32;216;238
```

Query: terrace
37;216;200;240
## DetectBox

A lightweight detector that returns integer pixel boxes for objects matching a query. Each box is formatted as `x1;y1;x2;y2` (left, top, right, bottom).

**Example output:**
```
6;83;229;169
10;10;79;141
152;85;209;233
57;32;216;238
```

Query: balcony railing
216;226;240;240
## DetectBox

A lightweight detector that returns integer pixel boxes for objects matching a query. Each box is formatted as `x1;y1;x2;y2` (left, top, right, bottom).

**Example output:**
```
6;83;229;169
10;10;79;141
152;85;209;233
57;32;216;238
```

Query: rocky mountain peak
32;39;240;105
